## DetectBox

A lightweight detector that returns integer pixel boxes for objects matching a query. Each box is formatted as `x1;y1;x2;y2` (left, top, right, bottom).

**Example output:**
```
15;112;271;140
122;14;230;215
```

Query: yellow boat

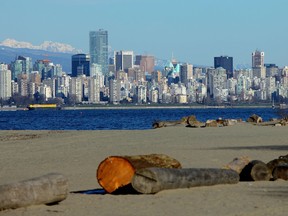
27;104;61;110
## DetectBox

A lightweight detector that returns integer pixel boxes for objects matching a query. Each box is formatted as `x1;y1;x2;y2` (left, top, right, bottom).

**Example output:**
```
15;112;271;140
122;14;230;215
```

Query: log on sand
152;120;183;128
239;160;271;181
131;167;239;194
0;173;68;210
223;156;251;174
272;165;288;180
97;154;182;193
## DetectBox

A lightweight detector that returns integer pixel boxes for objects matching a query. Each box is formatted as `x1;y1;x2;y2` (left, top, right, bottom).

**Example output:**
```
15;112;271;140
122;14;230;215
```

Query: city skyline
1;0;288;67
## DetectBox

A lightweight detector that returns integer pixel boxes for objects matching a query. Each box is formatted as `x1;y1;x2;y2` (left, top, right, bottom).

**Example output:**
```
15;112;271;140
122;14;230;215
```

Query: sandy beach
1;123;288;216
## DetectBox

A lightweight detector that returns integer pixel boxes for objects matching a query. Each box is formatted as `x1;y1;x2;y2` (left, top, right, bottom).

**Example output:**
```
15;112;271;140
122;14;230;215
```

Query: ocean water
0;108;283;130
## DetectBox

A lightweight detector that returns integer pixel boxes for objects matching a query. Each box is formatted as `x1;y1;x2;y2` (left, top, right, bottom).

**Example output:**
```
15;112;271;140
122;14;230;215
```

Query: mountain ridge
0;38;82;54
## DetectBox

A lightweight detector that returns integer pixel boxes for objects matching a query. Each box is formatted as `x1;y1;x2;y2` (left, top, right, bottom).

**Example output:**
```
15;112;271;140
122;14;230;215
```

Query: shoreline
0;104;275;111
61;105;273;110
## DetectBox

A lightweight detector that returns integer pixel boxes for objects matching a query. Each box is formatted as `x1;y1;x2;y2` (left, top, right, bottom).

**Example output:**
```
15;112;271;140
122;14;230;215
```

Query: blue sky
1;0;287;67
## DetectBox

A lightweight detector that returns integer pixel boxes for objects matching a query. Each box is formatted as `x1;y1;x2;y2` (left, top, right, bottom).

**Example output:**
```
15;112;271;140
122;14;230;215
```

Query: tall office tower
54;64;63;77
17;73;29;96
214;56;233;78
252;50;266;78
0;64;12;100
89;29;108;75
207;67;227;98
17;56;32;74
135;55;155;74
114;51;134;72
88;75;101;103
33;59;54;80
252;50;264;67
109;79;121;104
180;63;193;85
69;77;83;103
71;54;90;77
29;71;41;95
10;60;23;80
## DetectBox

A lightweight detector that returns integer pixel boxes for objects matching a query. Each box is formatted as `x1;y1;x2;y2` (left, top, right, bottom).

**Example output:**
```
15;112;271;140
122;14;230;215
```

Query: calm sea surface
0;108;284;130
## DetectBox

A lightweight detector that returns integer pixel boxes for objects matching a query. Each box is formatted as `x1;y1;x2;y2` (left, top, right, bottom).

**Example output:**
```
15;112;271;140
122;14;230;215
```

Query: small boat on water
27;104;61;110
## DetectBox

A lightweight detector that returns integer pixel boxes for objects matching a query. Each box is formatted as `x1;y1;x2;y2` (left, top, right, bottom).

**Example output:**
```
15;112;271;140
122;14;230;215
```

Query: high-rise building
114;51;134;72
17;73;29;96
88;75;101;103
180;63;193;85
252;50;264;67
71;54;90;77
214;56;233;78
135;55;155;74
207;67;227;98
89;29;108;75
0;64;12;100
69;77;83;103
265;64;279;77
109;79;121;104
252;50;265;78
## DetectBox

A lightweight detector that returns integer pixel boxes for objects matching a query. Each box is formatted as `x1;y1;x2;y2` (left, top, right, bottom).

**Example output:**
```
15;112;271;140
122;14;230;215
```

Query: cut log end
97;157;135;193
240;160;271;181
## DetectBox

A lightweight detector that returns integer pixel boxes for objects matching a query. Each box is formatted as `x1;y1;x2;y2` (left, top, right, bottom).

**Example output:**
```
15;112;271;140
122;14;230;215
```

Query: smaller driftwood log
152;120;182;128
272;165;288;180
131;167;239;194
0;173;68;210
97;154;182;193
223;156;251;174
239;160;271;181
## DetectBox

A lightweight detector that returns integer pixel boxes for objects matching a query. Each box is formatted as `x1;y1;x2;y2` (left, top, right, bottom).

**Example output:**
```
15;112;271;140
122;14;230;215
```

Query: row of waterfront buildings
1;29;288;106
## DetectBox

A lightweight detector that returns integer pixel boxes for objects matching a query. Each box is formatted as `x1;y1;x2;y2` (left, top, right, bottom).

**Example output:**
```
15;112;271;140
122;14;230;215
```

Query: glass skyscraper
71;54;90;77
89;29;108;75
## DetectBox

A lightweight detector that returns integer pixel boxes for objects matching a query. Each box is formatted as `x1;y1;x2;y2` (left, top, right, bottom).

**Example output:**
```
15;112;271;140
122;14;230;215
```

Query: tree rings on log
131;168;239;194
96;154;182;193
239;160;271;181
0;173;68;210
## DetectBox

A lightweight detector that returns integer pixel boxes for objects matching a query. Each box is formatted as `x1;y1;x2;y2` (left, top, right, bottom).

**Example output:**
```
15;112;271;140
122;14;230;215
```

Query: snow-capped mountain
0;38;82;54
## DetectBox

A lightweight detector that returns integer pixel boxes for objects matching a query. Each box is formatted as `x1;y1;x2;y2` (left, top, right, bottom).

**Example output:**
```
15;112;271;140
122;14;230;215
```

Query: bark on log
97;154;182;193
272;165;288;180
152;120;183;128
131;167;239;194
239;160;271;181
187;116;205;128
247;114;263;123
267;154;288;173
0;173;68;210
223;156;251;174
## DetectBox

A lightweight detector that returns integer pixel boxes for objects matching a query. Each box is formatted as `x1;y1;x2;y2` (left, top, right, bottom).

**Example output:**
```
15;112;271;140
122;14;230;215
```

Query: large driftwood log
0;173;68;210
239;160;271;181
131;167;239;194
97;154;182;193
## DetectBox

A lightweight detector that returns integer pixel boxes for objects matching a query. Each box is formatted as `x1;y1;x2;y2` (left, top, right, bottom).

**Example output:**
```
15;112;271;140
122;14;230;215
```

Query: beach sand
1;123;288;216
